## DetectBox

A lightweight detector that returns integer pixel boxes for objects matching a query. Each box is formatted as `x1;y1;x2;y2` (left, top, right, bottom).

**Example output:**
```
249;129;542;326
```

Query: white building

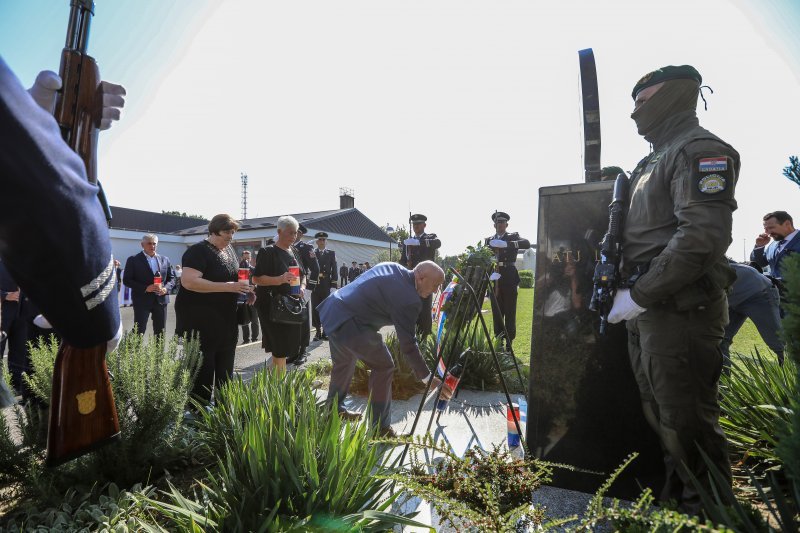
109;191;395;270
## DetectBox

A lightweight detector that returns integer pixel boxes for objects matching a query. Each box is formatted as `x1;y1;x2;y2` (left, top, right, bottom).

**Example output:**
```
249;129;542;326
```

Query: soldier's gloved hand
404;238;420;246
33;314;53;329
608;288;646;323
489;239;507;248
489;272;501;281
27;70;62;114
98;81;127;130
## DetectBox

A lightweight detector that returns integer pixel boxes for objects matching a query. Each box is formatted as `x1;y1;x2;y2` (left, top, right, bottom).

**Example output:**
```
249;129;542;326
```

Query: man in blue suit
123;234;176;337
751;211;799;280
318;260;444;436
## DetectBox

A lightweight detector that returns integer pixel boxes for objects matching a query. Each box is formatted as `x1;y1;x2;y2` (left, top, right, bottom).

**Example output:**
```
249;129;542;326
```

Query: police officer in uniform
290;224;320;365
339;262;349;286
608;65;739;514
312;231;338;341
485;212;530;350
400;214;441;337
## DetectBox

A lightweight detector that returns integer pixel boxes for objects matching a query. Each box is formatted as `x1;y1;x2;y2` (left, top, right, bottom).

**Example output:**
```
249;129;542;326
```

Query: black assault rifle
589;173;629;334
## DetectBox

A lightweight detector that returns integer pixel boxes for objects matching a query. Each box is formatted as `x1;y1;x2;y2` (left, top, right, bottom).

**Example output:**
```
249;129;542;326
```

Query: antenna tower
241;172;248;220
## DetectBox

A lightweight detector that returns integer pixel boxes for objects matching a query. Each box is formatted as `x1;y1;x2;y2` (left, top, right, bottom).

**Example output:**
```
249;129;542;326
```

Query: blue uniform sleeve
0;57;119;348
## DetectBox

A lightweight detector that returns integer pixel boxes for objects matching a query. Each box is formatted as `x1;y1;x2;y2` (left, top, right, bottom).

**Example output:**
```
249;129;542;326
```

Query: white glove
107;323;123;354
489;272;501;281
404;238;420;246
33;314;53;329
489;239;507;248
607;288;646;323
27;70;61;114
98;81;126;130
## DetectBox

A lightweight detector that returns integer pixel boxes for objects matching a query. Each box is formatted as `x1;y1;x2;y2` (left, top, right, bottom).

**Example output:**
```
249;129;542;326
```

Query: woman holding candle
175;214;254;404
253;215;306;372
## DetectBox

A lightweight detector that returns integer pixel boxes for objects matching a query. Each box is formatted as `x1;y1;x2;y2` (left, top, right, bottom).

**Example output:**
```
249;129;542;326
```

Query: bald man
318;261;444;436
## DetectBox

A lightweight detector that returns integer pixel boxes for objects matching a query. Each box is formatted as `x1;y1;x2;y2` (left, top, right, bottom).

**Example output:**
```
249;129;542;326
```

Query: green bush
0;332;202;506
391;436;550;532
142;369;423;531
720;350;796;467
518;269;533;288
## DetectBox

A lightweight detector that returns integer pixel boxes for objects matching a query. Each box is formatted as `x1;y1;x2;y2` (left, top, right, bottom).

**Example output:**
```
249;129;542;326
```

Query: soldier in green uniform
312;231;338;341
608;65;739;514
400;214;441;336
485;212;530;351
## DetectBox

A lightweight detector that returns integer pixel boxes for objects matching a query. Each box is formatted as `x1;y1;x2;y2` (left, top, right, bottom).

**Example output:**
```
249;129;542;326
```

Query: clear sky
1;0;798;257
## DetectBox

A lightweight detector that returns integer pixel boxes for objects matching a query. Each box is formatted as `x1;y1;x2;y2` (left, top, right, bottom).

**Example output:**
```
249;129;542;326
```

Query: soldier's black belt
620;263;649;288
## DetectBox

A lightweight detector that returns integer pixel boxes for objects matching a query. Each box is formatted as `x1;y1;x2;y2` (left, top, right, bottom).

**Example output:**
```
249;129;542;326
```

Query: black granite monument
527;181;664;499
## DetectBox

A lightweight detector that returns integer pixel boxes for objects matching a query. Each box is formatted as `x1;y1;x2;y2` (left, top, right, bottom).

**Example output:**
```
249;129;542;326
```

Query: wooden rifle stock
46;0;120;467
47;343;119;466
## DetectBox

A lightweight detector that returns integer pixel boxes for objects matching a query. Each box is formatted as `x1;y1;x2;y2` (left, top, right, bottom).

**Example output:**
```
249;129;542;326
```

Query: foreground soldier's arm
0;57;119;346
630;141;739;308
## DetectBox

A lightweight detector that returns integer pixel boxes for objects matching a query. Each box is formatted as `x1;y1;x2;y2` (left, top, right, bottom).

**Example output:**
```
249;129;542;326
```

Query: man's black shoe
312;334;321;342
321;333;329;341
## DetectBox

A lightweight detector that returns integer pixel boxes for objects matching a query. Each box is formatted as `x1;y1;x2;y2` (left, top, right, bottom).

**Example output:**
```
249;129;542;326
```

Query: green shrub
2;483;157;532
391;436;550;532
142;369;423;531
720;350;796;467
0;333;203;504
518;269;533;288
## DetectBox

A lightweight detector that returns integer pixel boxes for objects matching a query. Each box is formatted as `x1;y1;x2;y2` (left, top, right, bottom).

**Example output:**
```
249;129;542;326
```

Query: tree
161;210;206;220
783;155;800;188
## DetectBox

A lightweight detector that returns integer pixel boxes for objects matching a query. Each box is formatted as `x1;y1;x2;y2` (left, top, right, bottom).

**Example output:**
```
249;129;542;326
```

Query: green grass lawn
483;288;776;366
482;287;533;365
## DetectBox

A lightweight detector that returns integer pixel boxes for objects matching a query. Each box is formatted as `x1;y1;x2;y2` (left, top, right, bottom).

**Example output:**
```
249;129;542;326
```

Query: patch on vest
698;174;726;194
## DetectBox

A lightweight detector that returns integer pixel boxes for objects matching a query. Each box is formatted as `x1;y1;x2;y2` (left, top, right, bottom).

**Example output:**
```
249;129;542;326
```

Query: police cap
492;211;510;223
314;232;328;239
601;166;625;180
631;65;701;99
410;214;427;223
298;223;308;234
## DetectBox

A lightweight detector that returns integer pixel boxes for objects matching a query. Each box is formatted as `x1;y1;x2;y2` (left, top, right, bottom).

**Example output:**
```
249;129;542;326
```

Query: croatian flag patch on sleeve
699;157;728;172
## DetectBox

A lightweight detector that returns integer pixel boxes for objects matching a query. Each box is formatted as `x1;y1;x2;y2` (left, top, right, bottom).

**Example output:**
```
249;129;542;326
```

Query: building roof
109;206;208;234
178;208;394;244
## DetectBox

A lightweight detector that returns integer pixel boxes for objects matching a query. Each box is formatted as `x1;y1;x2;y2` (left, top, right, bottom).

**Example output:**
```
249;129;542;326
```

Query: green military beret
601;166;625;179
631;65;702;99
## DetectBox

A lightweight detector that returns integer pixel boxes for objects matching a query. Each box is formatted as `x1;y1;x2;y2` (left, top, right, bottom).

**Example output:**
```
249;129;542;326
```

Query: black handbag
269;293;306;324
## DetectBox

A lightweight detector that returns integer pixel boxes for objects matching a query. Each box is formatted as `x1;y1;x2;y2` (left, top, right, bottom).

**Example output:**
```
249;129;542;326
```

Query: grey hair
413;260;444;279
277;215;299;232
141;233;158;243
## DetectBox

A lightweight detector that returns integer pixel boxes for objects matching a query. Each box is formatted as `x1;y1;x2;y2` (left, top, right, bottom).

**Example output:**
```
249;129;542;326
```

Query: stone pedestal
527;181;663;499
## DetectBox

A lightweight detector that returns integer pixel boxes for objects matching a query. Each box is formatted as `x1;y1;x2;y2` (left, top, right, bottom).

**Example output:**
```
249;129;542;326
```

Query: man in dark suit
485;211;531;350
400;213;442;337
318;261;444;436
312;232;338;341
0;260;39;400
339;262;349;286
751;211;799;280
348;261;361;283
123;234;176;337
239;250;259;343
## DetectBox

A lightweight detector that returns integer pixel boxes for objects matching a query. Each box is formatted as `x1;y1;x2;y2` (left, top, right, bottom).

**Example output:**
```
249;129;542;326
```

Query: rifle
47;0;120;467
589;173;629;334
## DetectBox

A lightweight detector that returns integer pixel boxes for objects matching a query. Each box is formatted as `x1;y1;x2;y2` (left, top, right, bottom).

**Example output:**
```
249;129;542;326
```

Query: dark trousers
416;294;433;337
1;303;29;396
491;283;518;342
192;333;237;405
627;292;730;515
240;305;260;342
133;300;166;337
720;285;783;365
327;319;394;428
312;281;331;331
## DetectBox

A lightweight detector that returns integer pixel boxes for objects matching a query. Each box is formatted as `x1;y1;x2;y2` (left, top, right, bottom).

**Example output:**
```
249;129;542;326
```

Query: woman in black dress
176;214;254;403
253;215;306;373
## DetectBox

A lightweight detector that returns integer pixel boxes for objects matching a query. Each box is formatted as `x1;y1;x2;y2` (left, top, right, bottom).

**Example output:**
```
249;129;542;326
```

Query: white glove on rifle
404;238;420;246
489;272;501;281
489;239;507;248
27;71;126;130
608;288;646;323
